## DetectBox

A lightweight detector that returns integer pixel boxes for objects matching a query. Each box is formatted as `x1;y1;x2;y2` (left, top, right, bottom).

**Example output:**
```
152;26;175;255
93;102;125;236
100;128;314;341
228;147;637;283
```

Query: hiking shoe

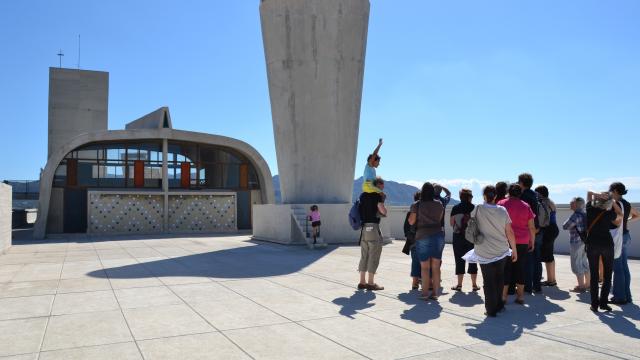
357;283;367;290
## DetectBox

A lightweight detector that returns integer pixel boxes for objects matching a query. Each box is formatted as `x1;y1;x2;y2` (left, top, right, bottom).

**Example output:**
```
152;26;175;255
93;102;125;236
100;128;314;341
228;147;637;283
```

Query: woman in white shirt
464;185;518;317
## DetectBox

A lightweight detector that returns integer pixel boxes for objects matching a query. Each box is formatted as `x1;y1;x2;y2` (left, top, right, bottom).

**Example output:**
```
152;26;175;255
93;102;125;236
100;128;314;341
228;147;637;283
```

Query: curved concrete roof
33;128;274;239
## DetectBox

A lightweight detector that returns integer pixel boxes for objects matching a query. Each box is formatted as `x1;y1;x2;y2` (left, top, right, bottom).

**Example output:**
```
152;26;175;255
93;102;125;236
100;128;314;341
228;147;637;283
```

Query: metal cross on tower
57;49;64;68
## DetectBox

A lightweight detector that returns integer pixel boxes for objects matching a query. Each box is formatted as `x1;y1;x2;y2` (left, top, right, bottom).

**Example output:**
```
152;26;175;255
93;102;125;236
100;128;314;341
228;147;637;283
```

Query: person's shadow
448;291;483;307
332;291;376;318
596;303;640;340
397;291;443;324
465;294;565;345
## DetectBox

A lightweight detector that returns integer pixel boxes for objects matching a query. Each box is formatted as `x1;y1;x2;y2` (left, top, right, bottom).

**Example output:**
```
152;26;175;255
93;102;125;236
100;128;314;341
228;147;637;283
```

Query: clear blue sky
1;0;638;202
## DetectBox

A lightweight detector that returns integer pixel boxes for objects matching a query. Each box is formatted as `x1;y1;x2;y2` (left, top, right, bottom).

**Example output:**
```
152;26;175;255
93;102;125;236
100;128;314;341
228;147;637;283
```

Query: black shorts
540;224;559;262
312;221;321;227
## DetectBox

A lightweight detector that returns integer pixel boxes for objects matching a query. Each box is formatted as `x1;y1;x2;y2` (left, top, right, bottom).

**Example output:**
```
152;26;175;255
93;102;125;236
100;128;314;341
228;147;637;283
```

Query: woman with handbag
450;189;479;292
497;184;536;305
463;185;518;317
408;183;445;301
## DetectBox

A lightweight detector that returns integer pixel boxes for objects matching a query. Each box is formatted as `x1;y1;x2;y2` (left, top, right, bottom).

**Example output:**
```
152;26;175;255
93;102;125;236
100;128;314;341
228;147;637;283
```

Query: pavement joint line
151;265;256;360
215;278;371;359
97;250;147;360
529;328;640;360
34;248;65;360
260;274;462;349
35;339;137;357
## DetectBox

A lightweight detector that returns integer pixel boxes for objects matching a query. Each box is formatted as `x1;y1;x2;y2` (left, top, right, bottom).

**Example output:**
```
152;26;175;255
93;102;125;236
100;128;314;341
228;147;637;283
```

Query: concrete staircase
291;205;327;249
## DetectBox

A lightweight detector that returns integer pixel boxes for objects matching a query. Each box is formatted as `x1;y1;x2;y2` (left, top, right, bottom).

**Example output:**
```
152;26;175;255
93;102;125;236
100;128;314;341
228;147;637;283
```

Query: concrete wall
388;205;640;258
48;68;109;158
253;203;391;245
0;183;11;253
260;0;370;204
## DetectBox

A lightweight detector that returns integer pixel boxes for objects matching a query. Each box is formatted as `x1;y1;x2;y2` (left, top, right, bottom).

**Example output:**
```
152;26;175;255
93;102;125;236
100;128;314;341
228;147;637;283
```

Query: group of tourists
355;139;638;317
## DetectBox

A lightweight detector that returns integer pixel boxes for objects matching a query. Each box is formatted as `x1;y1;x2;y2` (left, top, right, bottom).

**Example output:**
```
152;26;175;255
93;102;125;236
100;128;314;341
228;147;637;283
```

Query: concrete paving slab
0;318;48;357
300;314;455;359
41;310;132;351
169;282;241;303
122;304;215;340
57;278;111;293
191;297;290;330
224;323;366;360
51;290;119;315
0;280;59;298
38;342;142;360
138;332;250;360
0;295;54;321
115;286;183;309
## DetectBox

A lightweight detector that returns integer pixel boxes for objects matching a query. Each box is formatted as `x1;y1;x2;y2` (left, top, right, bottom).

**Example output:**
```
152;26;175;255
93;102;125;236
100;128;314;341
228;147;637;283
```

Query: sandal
472;285;481;292
357;283;367;290
367;283;384;291
570;286;585;293
451;285;462;292
541;281;557;287
429;295;439;301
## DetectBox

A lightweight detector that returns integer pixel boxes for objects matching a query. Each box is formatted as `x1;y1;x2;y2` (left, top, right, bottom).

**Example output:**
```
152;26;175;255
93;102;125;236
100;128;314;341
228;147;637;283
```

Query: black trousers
480;258;506;316
587;242;614;307
452;233;478;275
504;244;528;287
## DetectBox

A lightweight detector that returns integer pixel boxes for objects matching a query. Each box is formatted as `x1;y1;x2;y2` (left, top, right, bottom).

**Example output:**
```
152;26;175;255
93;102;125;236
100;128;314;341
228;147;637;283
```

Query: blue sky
1;1;639;203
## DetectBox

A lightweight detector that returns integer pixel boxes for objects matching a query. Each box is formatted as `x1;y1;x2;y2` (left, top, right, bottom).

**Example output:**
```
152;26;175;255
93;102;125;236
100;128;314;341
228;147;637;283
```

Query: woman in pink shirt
498;184;536;304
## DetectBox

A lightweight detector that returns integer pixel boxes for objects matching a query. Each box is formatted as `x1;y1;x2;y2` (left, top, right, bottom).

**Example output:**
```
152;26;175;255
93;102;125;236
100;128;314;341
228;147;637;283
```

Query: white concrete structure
0;183;11;253
48;68;108;158
254;0;370;244
260;0;369;203
387;204;640;258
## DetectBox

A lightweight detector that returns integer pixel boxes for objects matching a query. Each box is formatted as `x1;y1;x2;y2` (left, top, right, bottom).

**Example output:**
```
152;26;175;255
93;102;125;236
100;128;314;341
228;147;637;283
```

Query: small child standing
308;205;321;244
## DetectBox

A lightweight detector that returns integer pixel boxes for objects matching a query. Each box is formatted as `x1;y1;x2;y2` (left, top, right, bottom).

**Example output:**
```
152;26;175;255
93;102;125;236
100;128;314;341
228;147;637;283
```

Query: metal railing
3;180;39;200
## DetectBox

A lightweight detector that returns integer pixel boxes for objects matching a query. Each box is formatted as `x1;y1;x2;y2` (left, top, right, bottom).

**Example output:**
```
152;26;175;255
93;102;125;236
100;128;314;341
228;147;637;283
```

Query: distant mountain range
272;176;459;206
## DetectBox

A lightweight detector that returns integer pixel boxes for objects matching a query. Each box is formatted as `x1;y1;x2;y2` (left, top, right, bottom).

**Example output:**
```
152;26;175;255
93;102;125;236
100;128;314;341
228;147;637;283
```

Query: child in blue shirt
362;138;383;193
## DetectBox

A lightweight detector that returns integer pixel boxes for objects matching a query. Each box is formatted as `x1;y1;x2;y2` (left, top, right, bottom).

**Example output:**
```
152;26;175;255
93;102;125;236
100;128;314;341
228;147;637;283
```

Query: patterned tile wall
88;193;163;234
168;194;236;232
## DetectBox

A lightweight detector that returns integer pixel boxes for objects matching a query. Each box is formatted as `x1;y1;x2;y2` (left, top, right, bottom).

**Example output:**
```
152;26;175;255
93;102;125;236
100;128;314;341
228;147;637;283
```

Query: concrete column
162;138;169;231
0;183;11;253
260;0;370;204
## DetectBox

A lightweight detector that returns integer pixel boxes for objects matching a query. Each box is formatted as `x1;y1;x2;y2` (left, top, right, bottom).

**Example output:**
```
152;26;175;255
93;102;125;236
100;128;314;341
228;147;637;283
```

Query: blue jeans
612;233;632;303
524;232;543;291
410;246;421;278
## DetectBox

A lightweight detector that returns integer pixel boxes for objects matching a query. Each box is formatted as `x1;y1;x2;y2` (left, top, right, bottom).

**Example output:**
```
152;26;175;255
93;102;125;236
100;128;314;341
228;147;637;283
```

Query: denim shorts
415;231;445;261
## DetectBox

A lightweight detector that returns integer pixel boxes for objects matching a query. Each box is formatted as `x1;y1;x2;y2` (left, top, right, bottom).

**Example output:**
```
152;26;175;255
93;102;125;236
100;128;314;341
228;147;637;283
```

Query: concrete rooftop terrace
1;234;639;360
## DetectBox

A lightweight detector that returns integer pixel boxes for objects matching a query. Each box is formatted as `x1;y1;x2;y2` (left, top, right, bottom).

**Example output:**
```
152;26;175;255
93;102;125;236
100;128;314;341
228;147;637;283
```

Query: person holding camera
585;191;623;312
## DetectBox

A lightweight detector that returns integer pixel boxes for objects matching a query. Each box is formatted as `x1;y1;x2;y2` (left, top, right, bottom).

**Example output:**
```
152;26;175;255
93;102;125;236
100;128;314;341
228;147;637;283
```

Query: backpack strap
586;211;606;236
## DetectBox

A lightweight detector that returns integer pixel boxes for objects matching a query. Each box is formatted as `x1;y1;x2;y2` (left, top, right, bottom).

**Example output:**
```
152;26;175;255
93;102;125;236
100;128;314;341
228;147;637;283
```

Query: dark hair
518;173;533;189
508;183;523;198
372;177;384;187
609;182;628;196
310;205;318;211
413;191;421;201
420;182;435;202
535;185;549;198
367;154;381;162
495;181;508;200
459;188;473;203
483;185;497;203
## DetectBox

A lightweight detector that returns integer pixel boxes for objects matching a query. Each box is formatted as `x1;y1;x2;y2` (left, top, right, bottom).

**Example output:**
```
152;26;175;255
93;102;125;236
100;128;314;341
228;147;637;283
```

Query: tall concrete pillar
260;0;370;204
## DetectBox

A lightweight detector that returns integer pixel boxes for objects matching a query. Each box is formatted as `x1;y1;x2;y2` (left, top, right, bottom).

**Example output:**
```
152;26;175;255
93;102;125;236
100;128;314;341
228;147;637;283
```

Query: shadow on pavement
465;293;565;345
397;291;443;324
332;290;376;318
88;240;335;280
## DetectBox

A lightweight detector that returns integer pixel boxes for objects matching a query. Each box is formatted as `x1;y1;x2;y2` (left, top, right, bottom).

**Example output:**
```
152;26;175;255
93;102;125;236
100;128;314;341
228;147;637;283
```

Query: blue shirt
363;165;376;182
